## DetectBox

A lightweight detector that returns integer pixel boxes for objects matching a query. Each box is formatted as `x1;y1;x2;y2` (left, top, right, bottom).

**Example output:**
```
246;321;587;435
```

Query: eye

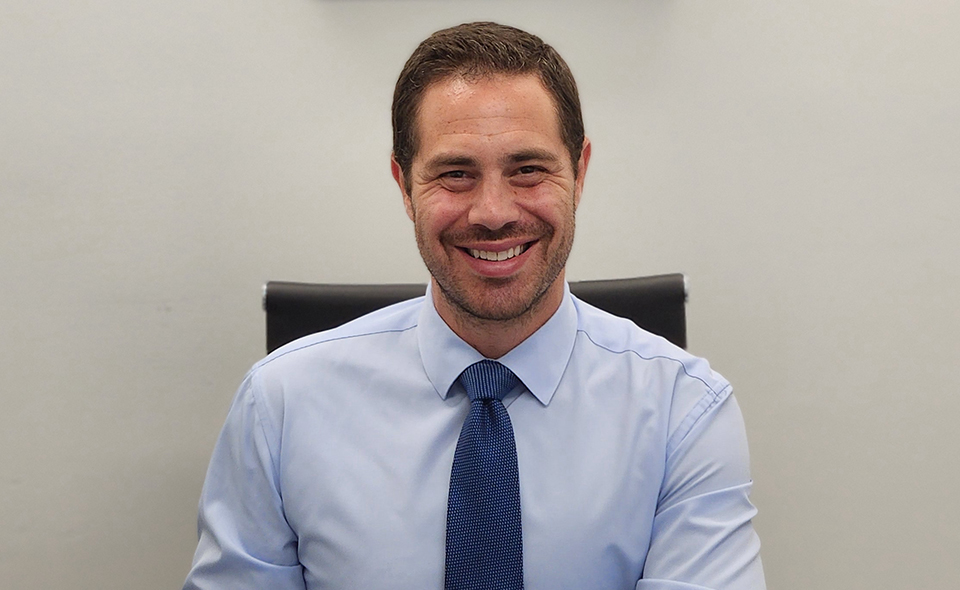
511;165;545;187
438;170;475;191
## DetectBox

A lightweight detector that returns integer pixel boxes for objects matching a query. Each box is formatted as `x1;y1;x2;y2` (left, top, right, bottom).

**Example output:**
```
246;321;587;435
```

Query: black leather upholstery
263;274;687;353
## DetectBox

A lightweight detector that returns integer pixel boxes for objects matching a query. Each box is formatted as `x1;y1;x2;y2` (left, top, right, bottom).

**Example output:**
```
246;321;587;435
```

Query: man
183;22;765;590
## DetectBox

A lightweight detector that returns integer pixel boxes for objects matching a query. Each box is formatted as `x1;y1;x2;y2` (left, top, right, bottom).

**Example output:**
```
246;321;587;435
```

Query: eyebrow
422;154;479;171
503;149;562;165
420;148;564;175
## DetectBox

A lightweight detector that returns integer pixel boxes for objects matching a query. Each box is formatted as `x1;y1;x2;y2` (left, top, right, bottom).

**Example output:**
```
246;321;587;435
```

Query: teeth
469;244;527;261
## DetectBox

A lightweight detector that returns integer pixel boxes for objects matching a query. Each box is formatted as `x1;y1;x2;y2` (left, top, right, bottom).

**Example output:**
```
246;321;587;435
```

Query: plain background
2;1;958;588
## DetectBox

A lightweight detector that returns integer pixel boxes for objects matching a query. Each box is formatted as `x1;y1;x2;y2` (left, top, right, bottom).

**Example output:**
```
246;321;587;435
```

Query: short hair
392;22;585;191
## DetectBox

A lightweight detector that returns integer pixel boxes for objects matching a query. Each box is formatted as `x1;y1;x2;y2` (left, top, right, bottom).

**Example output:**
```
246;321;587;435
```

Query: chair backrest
263;274;687;354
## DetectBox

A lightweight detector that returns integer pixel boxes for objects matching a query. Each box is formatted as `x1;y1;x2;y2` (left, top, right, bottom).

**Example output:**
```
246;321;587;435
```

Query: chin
440;277;557;323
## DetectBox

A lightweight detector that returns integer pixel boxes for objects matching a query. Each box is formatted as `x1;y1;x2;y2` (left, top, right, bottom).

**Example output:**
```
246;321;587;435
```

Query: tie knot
458;360;519;402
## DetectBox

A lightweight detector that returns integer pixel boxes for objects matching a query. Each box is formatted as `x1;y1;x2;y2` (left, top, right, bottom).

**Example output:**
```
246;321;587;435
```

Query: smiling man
183;22;765;590
394;71;587;358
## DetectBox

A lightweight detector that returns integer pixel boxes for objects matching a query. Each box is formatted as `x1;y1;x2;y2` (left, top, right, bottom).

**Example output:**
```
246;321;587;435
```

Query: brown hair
392;22;584;191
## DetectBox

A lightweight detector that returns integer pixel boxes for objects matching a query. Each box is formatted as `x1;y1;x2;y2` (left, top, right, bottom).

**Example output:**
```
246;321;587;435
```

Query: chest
275;375;669;589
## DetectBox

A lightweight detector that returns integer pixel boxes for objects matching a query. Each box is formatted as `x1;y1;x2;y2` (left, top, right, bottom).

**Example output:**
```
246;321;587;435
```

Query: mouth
465;242;533;262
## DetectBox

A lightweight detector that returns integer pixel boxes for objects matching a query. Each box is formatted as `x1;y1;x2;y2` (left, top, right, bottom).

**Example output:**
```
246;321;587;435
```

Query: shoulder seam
665;381;733;458
575;328;723;399
256;324;418;370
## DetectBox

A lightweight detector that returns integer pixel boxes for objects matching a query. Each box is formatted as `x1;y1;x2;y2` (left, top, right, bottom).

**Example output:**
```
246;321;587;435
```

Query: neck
432;277;565;359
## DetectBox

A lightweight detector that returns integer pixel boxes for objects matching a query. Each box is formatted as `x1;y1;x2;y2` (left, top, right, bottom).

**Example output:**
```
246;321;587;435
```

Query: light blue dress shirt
184;284;765;590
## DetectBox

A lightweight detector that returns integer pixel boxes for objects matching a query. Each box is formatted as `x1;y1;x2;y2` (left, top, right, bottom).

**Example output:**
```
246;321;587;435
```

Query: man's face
392;74;590;324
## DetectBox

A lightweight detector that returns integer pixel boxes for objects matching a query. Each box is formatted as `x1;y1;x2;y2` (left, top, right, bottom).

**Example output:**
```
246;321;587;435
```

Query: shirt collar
418;282;577;406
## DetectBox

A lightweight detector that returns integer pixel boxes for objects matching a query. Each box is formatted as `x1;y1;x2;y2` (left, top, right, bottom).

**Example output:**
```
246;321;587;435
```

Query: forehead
414;74;563;157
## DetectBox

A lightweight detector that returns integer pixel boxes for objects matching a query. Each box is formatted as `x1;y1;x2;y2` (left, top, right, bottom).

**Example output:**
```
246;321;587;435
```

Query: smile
467;243;530;261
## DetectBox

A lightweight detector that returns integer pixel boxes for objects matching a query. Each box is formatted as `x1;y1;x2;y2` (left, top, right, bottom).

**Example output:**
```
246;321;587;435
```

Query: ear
573;137;592;209
391;153;415;221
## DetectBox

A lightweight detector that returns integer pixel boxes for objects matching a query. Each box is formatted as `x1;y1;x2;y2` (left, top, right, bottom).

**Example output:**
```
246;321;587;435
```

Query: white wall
2;1;958;588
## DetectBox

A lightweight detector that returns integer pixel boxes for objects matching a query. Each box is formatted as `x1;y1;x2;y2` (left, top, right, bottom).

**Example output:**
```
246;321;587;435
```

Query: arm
638;388;766;590
182;371;306;590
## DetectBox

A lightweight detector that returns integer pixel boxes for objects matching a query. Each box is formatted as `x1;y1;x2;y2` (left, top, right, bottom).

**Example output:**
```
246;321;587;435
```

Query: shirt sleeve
638;385;766;590
182;370;306;590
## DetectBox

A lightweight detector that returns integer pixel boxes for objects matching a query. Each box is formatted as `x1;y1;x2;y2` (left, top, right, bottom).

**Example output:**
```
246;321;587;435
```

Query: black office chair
263;274;688;354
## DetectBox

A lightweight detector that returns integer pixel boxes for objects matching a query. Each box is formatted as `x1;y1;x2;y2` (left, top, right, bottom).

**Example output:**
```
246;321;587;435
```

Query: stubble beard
415;214;575;325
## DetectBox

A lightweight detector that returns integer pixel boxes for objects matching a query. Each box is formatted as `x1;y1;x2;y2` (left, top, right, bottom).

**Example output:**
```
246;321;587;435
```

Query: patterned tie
445;360;524;590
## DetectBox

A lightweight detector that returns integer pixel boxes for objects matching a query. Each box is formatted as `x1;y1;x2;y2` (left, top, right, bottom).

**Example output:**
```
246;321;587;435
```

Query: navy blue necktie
445;360;524;590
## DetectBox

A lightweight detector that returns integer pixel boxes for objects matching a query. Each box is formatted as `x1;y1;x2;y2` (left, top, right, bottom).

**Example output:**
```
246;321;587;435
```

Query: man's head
390;23;590;355
392;22;585;193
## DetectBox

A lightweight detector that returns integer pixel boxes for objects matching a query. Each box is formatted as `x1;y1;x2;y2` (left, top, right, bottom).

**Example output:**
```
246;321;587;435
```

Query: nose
466;178;521;231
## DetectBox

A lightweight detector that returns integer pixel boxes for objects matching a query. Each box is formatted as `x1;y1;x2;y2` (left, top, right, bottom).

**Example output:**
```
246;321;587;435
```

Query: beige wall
2;1;958;588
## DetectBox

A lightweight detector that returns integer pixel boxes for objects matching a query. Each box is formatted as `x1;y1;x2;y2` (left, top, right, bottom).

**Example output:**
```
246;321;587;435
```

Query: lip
456;239;537;278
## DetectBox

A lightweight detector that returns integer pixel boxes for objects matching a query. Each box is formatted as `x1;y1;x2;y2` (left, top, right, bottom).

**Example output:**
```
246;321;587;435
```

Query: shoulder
571;295;729;396
251;295;424;377
225;296;425;443
571;296;734;451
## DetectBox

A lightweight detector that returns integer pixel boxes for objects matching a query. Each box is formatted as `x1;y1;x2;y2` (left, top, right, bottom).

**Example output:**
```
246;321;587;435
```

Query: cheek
527;192;576;226
415;196;468;231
